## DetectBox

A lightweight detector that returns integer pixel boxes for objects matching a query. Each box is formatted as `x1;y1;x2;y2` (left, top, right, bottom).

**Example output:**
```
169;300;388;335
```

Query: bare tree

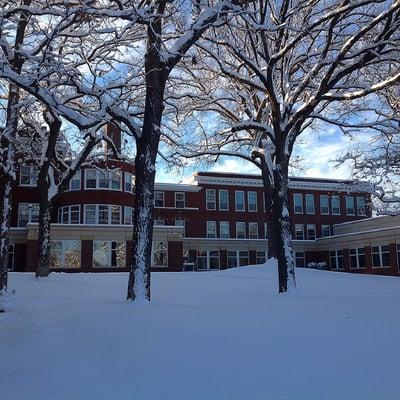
169;0;400;292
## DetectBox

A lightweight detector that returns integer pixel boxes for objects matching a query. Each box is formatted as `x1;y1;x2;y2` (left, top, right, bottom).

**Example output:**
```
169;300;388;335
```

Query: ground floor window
349;248;365;269
50;240;81;268
197;250;219;270
227;251;249;268
93;240;125;268
371;245;390;268
330;250;344;270
295;252;305;268
152;241;168;267
256;251;267;264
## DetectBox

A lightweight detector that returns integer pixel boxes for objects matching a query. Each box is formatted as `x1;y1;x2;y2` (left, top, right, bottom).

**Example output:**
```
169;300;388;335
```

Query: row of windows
294;224;331;240
49;240;167;268
205;189;258;212
293;193;366;216
154;191;186;208
195;250;267;270
206;221;268;239
19;166;135;193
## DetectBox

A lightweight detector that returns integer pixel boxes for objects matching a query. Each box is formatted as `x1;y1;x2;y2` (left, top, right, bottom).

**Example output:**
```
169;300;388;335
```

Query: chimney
104;123;121;157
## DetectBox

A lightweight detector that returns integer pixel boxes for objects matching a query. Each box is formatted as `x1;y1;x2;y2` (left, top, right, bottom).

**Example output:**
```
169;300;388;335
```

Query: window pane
50;241;62;268
93;241;109;267
98;205;109;224
86;170;97;188
236;222;246;238
64;240;81;268
207;221;216;238
293;194;303;213
206;189;216;210
249;223;258;239
153;242;168;266
110;206;121;224
219;190;229;210
331;196;340;215
305;194;315;214
320;195;330;215
110;171;121;190
357;197;366;216
248;192;257;211
220;222;229;238
346;196;355;215
175;193;185;208
235;192;245;211
155;192;164;207
85;205;96;224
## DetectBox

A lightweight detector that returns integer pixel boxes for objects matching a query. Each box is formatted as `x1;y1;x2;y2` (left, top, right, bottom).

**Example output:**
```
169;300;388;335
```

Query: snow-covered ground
1;263;399;400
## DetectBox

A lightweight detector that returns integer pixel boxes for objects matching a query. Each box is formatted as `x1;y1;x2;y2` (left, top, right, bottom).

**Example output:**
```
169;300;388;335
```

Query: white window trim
248;222;258;239
124;172;134;193
219;190;229;211
345;196;355;216
236;222;246;238
331;195;341;215
320;195;330;215
349;248;366;270
66;171;82;192
197;250;220;270
248;191;257;212
123;206;134;225
293;193;303;214
19;165;38;187
330;250;344;270
235;191;245;212
295;224;304;240
371;245;390;269
306;224;316;240
356;196;366;216
84;204;121;225
305;194;315;215
18;203;39;227
175;192;185;208
154;191;165;208
58;205;81;224
206;221;217;238
219;221;230;238
206;189;216;210
84;169;122;191
321;225;331;237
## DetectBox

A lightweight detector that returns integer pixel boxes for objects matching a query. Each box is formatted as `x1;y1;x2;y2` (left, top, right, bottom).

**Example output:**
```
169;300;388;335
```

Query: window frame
331;195;341;215
345;196;355;216
371;245;390;268
248;222;258;239
306;224;316;240
18;203;39;227
320;195;330;215
84;169;121;191
219;190;229;211
349;248;366;269
235;191;245;211
83;204;121;225
236;222;246;238
19;165;38;187
219;221;230;238
247;191;257;212
295;224;304;240
321;225;331;237
293;193;303;214
154;191;165;208
206;221;217;238
305;194;315;214
175;192;185;208
206;189;216;210
58;205;81;224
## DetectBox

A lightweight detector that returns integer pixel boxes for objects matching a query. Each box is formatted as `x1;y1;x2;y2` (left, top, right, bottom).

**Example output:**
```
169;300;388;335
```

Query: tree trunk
270;165;296;293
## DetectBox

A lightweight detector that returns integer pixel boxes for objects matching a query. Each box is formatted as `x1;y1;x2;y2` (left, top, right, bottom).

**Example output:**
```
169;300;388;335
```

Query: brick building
7;127;400;276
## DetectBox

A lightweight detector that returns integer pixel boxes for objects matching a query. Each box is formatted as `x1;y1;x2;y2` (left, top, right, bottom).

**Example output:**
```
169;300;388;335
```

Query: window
356;197;366;216
349;248;365;269
197;250;219;270
175;218;185;237
248;191;257;212
321;225;331;237
305;194;315;214
19;165;38;186
331;196;341;215
256;251;267;264
295;224;304;240
227;251;249;268
236;222;246;238
219;221;230;238
264;223;268;239
84;169;121;190
293;194;303;214
18;203;39;227
320;195;330;215
219;190;229;211
153;241;168;267
154;219;165;226
68;172;81;191
346;196;355;215
235;191;245;211
295;252;305;268
58;205;80;224
306;224;316;240
93;241;125;268
330;250;344;270
372;245;390;268
154;191;164;208
84;204;121;224
206;189;216;210
175;192;185;208
50;240;81;269
124;172;134;193
207;221;217;238
249;222;258;239
124;207;134;225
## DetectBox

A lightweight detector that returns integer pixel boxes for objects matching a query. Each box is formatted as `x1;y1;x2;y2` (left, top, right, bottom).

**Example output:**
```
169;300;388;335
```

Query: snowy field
1;264;399;400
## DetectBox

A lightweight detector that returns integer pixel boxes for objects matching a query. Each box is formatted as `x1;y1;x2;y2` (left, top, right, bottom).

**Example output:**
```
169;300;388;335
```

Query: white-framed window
264;223;268;239
84;169;121;190
235;191;245;211
349;248;365;269
331;195;341;215
248;191;257;212
197;250;219;270
320;195;330;215
50;240;81;269
371;245;390;268
18;203;39;227
256;251;267;264
93;240;126;268
58;205;80;224
295;224;304;240
330;250;344;270
248;222;258;239
84;204;121;224
219;221;230;238
124;172;134;193
305;194;315;214
206;189;216;210
175;192;185;208
346;196;355;215
356;196;366;216
206;221;217;238
152;241;168;267
19;165;38;186
236;222;246;238
175;218;185;237
124;206;134;225
293;193;303;214
306;224;316;240
219;190;229;211
154;191;164;207
295;252;305;268
154;218;165;226
227;251;249;268
68;171;81;191
321;225;331;237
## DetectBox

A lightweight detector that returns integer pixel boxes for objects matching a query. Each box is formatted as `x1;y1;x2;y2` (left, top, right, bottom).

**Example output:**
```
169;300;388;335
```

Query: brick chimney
104;123;121;156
